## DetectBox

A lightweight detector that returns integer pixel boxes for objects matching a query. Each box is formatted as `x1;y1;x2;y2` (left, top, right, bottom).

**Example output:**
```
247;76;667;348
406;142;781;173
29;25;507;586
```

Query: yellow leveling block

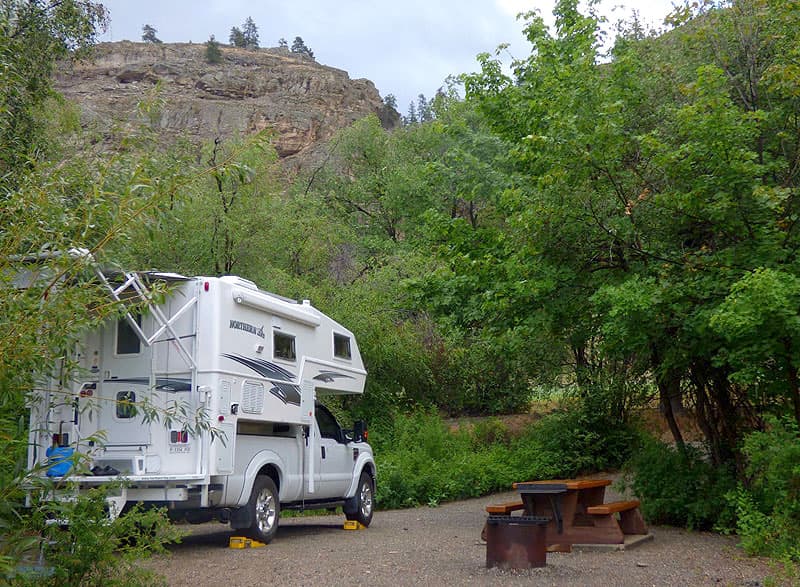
343;521;367;530
229;536;266;549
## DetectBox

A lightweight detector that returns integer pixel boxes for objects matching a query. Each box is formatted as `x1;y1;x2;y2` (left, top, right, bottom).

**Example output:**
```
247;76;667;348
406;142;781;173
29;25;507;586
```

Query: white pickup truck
27;272;376;542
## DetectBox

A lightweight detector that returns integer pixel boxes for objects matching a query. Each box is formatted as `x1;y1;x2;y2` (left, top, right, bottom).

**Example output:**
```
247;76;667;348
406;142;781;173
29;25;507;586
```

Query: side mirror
353;420;367;443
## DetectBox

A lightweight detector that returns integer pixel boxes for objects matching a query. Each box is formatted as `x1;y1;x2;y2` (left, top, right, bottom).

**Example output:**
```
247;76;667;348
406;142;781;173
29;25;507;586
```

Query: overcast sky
98;0;678;112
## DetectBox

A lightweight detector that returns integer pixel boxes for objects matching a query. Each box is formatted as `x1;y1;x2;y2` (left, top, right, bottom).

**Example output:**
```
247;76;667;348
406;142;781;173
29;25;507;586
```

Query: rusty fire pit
485;514;549;569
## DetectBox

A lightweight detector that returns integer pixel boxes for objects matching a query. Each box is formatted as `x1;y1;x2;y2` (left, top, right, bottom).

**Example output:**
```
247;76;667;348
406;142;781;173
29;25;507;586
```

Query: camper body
27;273;375;542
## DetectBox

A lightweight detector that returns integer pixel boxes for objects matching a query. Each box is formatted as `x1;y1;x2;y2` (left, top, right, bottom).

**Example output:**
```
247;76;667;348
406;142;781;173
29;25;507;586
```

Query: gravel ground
147;488;788;587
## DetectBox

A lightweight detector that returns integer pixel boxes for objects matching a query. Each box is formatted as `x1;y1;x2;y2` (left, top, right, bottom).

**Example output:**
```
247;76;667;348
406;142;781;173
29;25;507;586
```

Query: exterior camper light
204;281;209;292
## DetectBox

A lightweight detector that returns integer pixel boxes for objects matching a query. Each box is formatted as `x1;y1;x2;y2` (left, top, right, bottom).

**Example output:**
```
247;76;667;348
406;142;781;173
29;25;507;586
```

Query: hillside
55;41;400;165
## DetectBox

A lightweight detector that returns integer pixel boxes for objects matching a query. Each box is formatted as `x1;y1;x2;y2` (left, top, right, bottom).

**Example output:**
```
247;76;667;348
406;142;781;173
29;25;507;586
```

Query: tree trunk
690;361;742;469
649;344;685;449
657;368;685;450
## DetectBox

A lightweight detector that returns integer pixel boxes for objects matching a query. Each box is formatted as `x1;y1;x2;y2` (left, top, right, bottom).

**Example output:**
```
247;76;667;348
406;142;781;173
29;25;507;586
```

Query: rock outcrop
55;41;400;164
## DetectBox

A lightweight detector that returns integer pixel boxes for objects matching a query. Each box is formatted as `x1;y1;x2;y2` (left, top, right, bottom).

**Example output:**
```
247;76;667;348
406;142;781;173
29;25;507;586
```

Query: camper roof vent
219;276;258;291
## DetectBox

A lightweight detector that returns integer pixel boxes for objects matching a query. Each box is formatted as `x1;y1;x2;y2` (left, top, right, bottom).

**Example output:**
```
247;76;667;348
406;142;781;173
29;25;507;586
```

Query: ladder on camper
94;269;198;369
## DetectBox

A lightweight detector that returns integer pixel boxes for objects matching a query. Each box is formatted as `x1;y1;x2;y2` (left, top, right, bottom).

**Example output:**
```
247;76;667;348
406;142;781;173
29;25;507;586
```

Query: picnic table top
512;478;611;491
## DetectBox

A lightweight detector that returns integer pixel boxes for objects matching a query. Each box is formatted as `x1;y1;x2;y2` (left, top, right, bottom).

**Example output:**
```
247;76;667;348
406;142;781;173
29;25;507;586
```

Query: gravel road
147;488;785;587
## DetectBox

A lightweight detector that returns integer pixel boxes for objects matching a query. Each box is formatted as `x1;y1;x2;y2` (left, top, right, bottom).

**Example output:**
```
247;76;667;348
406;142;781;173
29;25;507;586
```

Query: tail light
170;430;189;443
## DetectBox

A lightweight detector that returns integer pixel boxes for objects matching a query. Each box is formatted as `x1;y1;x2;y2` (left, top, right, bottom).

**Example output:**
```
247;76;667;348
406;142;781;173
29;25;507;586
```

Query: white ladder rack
94;269;198;369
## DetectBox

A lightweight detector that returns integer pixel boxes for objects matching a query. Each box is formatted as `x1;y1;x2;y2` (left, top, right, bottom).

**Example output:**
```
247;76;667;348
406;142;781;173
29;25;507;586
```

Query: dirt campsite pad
147;489;785;586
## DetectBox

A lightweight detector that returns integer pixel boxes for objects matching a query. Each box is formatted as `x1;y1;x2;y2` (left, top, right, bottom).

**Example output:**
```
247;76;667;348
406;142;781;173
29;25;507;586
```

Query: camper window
116;391;137;419
333;333;351;360
116;315;142;355
273;331;296;361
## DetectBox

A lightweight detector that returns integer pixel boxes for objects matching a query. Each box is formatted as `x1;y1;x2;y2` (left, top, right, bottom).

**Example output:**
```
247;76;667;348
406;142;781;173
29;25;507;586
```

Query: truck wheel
247;475;279;543
344;471;374;527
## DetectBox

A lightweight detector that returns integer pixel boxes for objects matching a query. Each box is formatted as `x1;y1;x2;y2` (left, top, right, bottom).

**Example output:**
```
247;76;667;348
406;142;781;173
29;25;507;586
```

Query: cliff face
55;41;399;162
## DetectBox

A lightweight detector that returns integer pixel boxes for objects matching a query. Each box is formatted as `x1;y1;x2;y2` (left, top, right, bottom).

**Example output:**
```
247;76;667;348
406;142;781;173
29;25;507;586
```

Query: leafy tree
242;16;259;49
441;0;800;464
141;23;161;43
117;133;281;277
322;115;431;242
290;36;314;59
278;37;288;48
205;34;222;63
229;26;245;47
304;95;523;414
710;269;800;426
0;0;108;186
0;76;193;587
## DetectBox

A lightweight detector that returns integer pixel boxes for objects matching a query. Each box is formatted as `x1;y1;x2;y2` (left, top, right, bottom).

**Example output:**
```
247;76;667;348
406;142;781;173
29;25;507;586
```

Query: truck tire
246;475;279;543
344;471;374;527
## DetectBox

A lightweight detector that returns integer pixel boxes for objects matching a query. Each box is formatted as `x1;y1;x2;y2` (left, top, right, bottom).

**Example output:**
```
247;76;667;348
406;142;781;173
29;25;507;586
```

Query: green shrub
8;484;183;586
623;436;736;530
730;417;800;561
510;400;638;479
470;418;510;449
372;406;637;510
372;410;518;508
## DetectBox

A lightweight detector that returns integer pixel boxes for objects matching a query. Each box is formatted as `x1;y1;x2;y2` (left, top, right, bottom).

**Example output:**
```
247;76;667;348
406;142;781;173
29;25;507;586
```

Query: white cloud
495;0;543;17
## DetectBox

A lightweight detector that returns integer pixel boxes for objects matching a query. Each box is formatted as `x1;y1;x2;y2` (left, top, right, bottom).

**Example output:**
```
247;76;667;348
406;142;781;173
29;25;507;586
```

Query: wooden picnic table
509;478;645;551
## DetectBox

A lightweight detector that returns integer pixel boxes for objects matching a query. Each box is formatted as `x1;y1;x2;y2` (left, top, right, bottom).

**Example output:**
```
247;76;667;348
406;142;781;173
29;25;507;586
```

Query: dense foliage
445;0;800;465
623;438;737;530
373;407;635;509
732;417;800;560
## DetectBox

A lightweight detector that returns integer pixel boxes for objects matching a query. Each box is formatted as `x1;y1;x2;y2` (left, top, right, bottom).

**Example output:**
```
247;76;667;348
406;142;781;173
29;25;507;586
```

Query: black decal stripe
221;354;269;377
221;354;295;381
271;383;302;406
155;378;192;392
313;371;355;383
256;359;295;381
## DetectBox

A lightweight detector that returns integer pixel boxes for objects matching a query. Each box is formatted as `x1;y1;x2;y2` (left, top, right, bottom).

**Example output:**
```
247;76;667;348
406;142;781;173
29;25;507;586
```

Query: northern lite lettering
229;320;265;339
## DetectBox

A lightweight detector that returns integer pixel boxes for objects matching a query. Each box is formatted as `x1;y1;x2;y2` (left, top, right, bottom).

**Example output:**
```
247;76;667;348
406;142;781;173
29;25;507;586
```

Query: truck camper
27;269;375;543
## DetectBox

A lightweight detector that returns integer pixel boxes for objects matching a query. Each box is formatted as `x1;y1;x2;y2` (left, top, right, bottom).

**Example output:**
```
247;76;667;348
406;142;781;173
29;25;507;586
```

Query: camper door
93;380;151;446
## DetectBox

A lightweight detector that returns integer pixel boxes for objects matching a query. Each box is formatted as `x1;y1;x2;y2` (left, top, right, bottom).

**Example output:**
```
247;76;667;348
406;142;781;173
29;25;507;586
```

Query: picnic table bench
484;501;525;515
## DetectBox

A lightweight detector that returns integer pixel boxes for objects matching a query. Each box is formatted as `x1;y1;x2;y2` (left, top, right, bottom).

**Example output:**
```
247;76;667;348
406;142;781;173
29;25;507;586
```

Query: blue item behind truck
45;446;74;477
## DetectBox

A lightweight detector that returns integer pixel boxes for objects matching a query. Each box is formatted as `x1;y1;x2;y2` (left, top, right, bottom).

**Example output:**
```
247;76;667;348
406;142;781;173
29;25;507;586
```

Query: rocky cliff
55;41;399;163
